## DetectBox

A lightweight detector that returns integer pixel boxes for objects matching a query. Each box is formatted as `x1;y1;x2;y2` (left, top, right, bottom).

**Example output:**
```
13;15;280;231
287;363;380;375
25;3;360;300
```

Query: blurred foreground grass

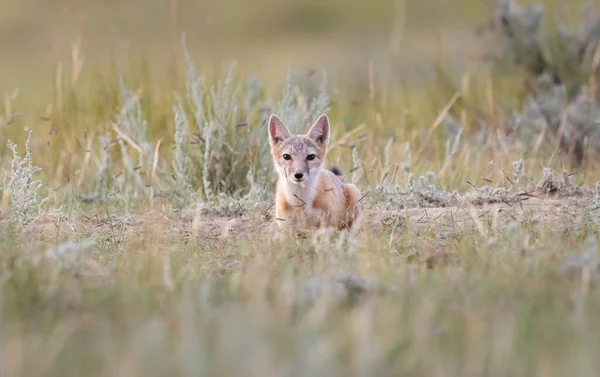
2;224;600;376
2;0;600;376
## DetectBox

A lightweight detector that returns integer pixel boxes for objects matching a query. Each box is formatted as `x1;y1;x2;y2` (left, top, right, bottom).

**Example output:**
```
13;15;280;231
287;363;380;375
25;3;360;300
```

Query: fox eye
307;154;316;161
282;154;291;160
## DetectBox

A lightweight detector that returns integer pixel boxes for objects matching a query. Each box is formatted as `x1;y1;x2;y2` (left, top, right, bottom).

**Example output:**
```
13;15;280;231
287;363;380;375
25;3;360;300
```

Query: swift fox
268;113;362;231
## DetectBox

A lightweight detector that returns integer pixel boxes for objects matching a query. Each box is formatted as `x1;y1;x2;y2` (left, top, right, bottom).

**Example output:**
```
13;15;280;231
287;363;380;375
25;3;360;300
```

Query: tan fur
268;114;362;232
311;170;361;229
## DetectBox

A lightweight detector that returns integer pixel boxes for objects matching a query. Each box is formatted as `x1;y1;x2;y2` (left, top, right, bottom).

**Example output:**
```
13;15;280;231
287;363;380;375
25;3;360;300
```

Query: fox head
268;114;330;185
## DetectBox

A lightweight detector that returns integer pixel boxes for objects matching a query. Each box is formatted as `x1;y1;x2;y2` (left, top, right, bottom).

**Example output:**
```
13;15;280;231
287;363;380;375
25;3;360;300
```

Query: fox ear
268;114;291;146
307;114;330;146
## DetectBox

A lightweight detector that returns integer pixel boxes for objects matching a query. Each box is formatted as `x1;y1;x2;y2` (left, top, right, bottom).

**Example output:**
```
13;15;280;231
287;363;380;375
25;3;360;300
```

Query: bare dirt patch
37;190;594;246
370;193;593;234
201;191;594;239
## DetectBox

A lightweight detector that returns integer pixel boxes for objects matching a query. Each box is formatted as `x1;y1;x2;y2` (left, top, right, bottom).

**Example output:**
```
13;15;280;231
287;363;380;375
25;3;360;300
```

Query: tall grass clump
86;66;166;204
0;131;48;231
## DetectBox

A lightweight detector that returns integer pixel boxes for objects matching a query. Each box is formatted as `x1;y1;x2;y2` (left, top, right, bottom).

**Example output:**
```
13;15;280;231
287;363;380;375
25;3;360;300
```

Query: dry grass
2;0;600;376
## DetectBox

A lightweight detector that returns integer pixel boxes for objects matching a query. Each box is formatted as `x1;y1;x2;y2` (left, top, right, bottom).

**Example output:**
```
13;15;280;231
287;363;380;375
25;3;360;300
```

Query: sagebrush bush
484;0;600;163
0;131;48;230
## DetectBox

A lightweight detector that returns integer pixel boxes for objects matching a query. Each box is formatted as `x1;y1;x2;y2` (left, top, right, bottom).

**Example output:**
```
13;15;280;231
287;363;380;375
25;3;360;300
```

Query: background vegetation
2;0;600;375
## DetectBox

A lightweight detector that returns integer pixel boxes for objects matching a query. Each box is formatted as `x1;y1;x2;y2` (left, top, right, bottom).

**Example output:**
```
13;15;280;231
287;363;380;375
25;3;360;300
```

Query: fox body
268;114;361;231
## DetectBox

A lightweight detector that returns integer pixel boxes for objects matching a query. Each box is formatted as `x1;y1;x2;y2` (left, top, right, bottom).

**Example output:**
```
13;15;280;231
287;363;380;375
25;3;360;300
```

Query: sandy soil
38;189;594;246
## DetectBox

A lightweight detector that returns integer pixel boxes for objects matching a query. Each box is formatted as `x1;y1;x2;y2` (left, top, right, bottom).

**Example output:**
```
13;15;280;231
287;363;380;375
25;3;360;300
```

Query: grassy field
3;0;600;376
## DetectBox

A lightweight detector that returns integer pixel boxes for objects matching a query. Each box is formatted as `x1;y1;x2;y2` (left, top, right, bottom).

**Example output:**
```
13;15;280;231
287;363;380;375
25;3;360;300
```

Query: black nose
294;172;304;180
